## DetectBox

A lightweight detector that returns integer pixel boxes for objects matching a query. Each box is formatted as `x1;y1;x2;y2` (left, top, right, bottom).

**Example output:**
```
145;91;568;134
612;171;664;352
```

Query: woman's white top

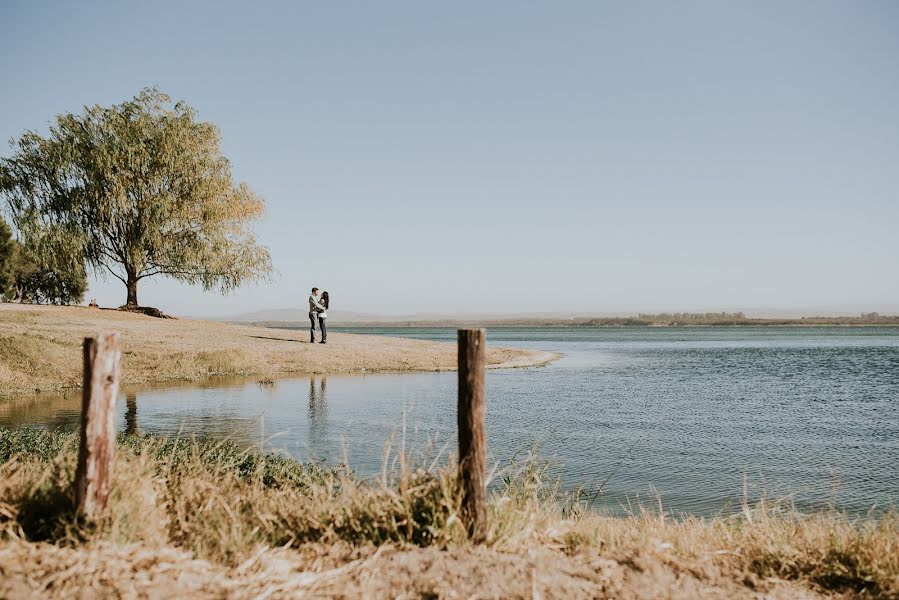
309;293;328;318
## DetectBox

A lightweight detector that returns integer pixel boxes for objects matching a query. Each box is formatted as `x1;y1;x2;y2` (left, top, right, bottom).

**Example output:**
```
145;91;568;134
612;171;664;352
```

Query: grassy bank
0;429;895;599
0;304;556;398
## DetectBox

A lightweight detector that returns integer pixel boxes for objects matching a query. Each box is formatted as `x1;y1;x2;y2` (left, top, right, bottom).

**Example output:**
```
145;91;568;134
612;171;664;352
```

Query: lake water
2;326;897;517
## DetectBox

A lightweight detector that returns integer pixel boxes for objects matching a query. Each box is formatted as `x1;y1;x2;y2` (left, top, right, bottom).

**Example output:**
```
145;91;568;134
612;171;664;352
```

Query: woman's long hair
321;291;330;309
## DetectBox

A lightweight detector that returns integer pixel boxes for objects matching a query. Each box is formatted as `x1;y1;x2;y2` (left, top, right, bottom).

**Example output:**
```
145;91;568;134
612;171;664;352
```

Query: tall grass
0;428;896;597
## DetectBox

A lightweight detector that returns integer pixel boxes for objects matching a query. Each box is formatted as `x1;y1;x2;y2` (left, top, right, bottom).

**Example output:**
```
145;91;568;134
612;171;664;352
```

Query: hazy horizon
222;303;899;322
2;1;897;317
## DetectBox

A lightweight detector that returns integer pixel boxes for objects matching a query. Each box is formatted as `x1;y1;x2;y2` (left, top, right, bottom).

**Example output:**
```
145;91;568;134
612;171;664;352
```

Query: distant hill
228;308;386;323
228;309;899;328
228;308;574;323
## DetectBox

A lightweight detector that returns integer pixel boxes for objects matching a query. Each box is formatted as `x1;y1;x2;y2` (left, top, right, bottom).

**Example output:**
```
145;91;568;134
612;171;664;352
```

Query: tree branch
102;262;127;284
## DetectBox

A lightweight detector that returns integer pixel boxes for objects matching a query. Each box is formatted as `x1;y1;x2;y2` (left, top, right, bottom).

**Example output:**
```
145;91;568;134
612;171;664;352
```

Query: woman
318;291;329;344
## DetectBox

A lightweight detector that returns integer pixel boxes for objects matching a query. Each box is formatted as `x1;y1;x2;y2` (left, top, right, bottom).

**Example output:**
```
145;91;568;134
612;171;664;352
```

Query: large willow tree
0;88;272;308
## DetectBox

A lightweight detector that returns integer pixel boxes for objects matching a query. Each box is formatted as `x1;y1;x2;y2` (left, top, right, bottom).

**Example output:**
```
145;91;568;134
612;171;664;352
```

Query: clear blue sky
2;1;897;317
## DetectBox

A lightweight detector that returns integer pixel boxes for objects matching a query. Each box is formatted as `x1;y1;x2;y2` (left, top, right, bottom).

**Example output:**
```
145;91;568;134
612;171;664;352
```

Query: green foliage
0;428;331;490
116;434;333;489
0;87;272;307
14;261;87;305
0;218;86;304
12;246;86;305
0;218;15;296
0;427;77;462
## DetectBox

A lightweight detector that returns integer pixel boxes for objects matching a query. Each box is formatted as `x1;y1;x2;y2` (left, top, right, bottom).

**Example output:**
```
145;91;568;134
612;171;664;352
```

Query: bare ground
0;540;830;599
0;304;557;397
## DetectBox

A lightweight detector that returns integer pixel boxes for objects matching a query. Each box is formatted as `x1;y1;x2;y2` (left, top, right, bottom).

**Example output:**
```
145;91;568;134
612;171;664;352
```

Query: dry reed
0;428;896;599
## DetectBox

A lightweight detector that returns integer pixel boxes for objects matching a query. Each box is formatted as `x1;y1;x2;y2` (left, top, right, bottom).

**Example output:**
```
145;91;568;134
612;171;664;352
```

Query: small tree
0;218;86;304
0;88;272;308
13;243;87;305
0;219;15;297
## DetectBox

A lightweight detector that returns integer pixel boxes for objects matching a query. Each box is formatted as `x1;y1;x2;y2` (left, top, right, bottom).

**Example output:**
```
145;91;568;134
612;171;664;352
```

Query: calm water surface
2;326;897;516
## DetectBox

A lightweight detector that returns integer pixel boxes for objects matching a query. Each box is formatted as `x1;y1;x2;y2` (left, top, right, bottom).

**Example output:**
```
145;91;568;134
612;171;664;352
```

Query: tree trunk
125;276;138;307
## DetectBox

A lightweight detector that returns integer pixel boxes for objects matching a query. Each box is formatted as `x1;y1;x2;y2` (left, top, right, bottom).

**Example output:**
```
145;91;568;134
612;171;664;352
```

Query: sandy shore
0;304;558;397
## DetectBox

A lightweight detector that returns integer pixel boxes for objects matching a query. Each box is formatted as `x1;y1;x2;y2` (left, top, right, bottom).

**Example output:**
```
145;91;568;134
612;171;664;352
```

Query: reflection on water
308;377;327;458
124;393;138;436
0;389;83;431
2;326;898;517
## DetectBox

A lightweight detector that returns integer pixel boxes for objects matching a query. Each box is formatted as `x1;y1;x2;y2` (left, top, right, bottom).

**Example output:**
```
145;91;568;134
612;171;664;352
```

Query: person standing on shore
318;291;329;344
309;287;325;343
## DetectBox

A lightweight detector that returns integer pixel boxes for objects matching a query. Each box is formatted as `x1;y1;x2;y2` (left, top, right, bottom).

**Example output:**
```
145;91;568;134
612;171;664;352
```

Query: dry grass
0;304;557;397
0;429;895;599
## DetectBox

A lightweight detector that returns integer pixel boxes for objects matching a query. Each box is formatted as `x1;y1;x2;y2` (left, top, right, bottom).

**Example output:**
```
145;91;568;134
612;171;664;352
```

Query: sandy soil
0;540;829;600
0;304;558;397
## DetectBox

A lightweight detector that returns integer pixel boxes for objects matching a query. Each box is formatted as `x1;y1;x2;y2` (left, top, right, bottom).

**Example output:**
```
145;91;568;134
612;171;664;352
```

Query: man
309;287;326;343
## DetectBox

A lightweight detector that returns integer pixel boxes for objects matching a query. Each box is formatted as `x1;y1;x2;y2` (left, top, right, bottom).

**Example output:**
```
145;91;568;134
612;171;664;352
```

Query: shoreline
261;320;899;329
488;349;560;369
0;304;558;398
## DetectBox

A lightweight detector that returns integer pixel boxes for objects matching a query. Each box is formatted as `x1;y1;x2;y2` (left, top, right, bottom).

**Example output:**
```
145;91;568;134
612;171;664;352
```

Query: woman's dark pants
318;316;327;342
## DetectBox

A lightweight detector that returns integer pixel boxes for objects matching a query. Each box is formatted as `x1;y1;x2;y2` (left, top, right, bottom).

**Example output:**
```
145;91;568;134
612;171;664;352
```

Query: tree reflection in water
307;377;328;459
124;393;138;436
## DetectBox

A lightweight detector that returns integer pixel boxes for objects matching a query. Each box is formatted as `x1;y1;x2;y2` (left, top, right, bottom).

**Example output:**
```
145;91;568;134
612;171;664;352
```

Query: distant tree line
316;311;899;328
635;312;747;325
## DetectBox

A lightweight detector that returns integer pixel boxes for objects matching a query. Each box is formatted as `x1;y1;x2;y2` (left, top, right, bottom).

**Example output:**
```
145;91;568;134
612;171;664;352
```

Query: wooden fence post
458;328;487;540
74;333;122;519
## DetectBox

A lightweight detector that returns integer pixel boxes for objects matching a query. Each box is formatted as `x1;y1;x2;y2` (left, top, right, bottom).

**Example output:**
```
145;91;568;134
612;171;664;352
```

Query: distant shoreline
244;316;899;329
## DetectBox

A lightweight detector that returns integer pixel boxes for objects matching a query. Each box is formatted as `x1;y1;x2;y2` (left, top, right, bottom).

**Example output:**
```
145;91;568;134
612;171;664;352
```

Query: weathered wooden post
458;328;487;540
74;333;122;519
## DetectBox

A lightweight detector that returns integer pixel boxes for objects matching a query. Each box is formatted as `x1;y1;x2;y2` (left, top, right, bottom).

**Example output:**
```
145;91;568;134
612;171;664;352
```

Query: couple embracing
308;287;329;344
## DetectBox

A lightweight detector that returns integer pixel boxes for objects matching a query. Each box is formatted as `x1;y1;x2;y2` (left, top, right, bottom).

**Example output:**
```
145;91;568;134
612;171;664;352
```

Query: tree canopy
0;88;272;307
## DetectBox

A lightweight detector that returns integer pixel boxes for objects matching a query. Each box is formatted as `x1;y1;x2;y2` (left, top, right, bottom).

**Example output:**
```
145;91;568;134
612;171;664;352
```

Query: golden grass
0;304;557;397
0;429;895;599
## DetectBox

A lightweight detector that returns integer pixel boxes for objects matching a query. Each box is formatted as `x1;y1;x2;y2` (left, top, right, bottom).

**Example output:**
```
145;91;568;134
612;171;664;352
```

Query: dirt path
0;540;830;599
